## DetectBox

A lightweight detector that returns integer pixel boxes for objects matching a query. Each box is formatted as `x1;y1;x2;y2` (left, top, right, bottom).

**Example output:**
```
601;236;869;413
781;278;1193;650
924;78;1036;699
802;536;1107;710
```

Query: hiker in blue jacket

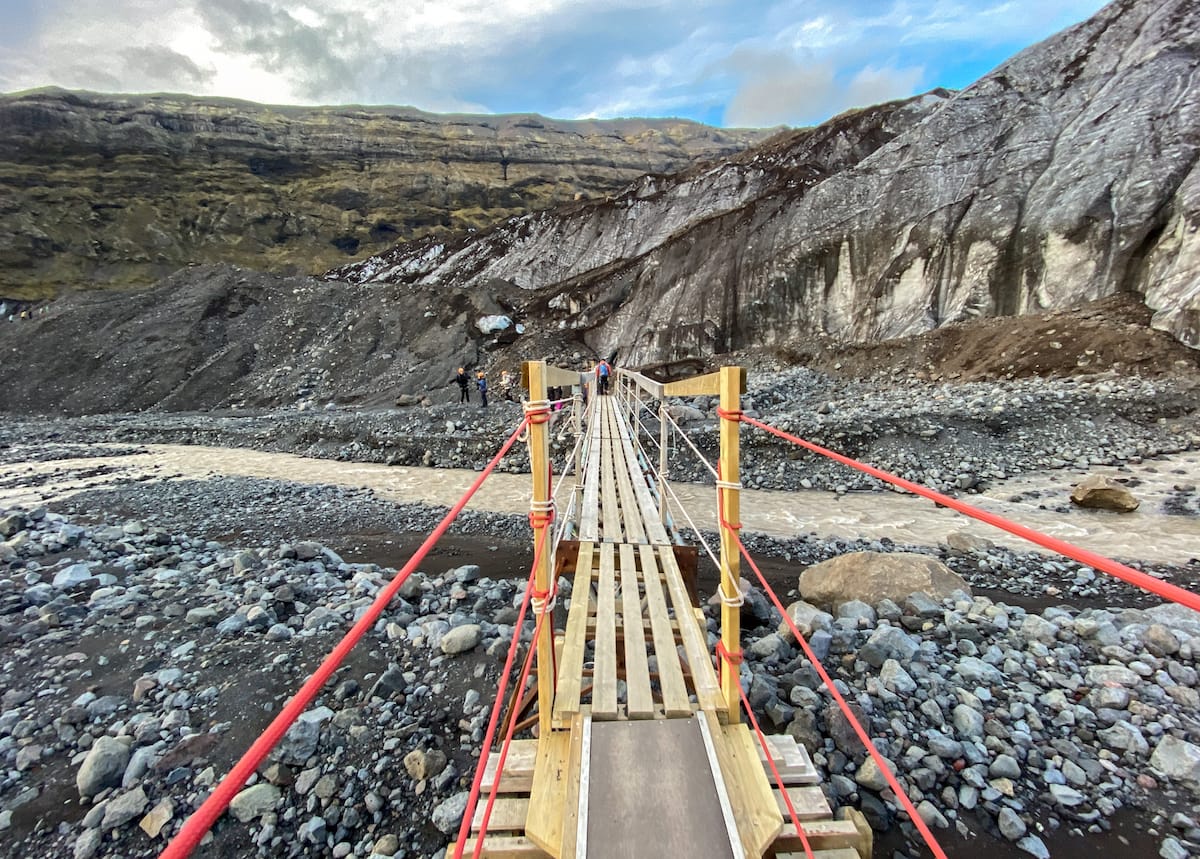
477;370;489;408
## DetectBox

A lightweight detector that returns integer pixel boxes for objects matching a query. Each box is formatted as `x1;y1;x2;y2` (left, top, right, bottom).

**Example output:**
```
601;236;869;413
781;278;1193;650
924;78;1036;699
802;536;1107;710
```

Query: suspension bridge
159;362;1200;859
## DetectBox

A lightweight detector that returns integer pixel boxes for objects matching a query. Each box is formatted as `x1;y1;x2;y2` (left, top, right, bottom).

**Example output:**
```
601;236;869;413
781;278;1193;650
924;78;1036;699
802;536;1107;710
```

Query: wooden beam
525;731;572;853
638;544;691;717
615;369;663;400
620;543;655;719
593;543;618;719
448;836;552;859
553;541;594;726
522;363;582;391
662;368;746;398
705;714;782;856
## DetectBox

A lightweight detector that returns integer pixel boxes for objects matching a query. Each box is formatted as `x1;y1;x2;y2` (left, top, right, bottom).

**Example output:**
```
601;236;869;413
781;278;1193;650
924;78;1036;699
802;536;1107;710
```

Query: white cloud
0;0;1108;126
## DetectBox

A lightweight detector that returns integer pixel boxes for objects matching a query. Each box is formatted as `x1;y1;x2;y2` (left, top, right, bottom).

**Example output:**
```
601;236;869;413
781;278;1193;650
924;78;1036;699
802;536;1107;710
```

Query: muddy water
1;443;1197;564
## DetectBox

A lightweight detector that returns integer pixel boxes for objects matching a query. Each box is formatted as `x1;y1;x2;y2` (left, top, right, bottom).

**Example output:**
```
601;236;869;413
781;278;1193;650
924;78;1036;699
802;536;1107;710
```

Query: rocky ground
1;357;1199;859
3;363;1198;499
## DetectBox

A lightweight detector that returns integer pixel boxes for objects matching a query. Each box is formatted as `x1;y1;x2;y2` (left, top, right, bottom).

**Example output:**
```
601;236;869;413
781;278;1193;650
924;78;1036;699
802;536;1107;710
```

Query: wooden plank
598;402;621;542
758;735;819;785
638;544;691;718
592;543;618;719
609;418;646;544
705;714;782;857
661;367;746;397
777;850;861;859
559;714;585;859
586;719;735;859
772;786;833;821
773;819;863;854
610;405;671;545
472;796;530;832
448;836;551;859
578;401;603;540
657;545;723;713
619;543;654;719
481;741;539;794
553;542;594;726
524;731;572;854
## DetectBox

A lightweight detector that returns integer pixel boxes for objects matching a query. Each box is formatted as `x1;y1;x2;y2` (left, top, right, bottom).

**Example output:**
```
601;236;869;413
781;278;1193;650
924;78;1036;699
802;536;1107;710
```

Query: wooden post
658;403;668;523
717;365;742;724
572;384;583;536
525;360;555;737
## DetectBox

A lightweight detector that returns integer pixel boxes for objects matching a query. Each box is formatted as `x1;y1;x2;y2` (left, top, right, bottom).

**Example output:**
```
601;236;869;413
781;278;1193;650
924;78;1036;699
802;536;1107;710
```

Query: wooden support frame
523;360;556;737
717;366;742;723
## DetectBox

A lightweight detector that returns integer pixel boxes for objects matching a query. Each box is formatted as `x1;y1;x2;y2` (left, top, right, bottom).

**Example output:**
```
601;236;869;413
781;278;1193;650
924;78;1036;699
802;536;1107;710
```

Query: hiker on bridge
453;367;471;403
595;358;612;395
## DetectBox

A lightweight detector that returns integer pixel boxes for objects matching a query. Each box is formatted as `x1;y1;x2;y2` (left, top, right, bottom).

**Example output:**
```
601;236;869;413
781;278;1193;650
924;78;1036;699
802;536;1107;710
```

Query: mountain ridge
331;0;1200;356
0;89;771;298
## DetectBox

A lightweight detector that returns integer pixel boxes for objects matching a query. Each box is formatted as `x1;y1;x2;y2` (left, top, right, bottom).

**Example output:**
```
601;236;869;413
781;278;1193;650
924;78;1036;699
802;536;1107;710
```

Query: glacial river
2;444;1196;565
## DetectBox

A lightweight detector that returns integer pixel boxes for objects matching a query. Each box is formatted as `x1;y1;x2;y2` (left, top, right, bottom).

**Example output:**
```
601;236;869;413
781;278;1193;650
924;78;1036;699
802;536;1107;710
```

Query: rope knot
528;497;556;530
716;406;743;421
523;399;552;425
716;640;744;666
531;585;557;615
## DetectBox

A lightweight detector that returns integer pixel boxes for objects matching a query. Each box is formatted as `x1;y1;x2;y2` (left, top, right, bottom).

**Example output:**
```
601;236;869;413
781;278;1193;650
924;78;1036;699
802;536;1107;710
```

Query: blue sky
0;0;1110;127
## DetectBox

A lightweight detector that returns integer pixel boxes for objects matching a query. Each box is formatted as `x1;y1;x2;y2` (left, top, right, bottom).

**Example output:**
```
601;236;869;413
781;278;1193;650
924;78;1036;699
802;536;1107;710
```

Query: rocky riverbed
1;363;1199;859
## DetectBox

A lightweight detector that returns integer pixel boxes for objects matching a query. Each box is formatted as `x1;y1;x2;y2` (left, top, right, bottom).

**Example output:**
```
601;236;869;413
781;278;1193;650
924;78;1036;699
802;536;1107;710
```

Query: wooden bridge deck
451;386;871;859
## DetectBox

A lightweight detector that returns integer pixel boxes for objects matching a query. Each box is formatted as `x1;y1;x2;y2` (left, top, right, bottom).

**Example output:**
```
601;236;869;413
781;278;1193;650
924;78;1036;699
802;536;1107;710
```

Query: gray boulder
1150;736;1200;790
77;736;131;797
440;624;482;655
230;784;281;822
800;552;969;610
432;791;470;834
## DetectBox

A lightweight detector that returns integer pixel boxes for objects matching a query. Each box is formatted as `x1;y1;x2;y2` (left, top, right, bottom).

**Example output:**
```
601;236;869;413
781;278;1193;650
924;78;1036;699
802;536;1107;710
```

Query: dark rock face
0;264;543;415
335;0;1200;357
0;90;769;298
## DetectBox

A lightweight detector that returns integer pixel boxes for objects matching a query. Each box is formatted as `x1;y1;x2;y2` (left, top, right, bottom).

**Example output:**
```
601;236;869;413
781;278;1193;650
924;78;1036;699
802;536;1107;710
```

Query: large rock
1070;475;1139;512
77;736;131;797
440;624;481;655
1150;736;1200;789
230;784;281;822
431;792;470;835
799;552;969;610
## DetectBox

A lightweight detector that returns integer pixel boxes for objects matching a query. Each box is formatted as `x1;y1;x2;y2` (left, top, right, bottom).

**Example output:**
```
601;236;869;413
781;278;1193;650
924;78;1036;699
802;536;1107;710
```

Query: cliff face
0;90;768;298
334;0;1200;356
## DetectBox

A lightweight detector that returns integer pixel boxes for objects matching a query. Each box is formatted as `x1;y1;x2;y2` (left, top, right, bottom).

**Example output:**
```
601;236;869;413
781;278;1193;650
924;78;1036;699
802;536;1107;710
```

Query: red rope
159;416;531;859
728;526;950;859
471;537;556;859
450;551;540;859
738;414;1200;614
718;647;814;859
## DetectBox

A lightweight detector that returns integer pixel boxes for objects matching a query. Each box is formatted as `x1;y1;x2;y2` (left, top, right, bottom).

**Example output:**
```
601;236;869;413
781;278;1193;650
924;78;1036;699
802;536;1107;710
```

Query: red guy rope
728;526;950;859
719;647;815;859
739;414;1200;614
160;416;531;859
453;521;553;858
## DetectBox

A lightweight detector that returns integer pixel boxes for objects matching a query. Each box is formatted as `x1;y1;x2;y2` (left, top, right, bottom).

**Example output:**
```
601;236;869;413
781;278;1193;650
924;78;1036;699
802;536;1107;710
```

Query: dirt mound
785;295;1200;382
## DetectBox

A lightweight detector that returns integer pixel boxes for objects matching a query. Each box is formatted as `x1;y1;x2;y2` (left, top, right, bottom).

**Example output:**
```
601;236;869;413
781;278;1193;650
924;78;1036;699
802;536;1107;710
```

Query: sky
0;0;1111;128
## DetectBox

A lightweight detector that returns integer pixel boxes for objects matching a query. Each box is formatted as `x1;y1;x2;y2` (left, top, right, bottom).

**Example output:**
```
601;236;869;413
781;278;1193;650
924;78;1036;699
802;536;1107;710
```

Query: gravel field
1;365;1199;859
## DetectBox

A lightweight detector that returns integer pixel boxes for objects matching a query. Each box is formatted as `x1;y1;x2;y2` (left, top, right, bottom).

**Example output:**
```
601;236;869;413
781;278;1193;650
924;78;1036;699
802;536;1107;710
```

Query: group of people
452;367;519;407
449;358;613;408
